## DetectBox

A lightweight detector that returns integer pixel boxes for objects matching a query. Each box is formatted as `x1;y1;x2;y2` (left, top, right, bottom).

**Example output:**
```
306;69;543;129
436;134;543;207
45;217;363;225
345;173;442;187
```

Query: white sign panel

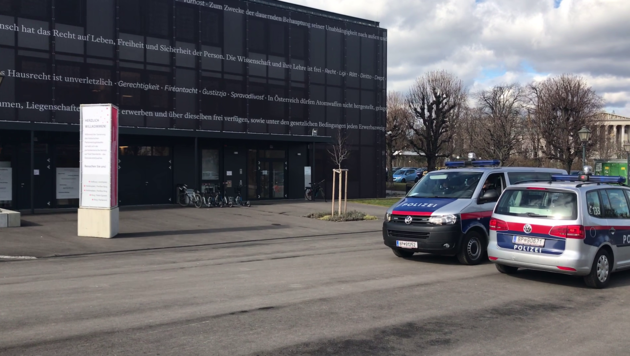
304;166;312;190
56;168;80;199
80;104;119;209
0;168;12;201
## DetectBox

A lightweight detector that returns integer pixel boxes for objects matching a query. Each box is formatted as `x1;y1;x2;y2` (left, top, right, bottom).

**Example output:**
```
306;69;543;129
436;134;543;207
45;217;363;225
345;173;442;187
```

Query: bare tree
386;91;412;179
328;129;350;169
530;74;603;172
471;84;526;165
407;70;467;171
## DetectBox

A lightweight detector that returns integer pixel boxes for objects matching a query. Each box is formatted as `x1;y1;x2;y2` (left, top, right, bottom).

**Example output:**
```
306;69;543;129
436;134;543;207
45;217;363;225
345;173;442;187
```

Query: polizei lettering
513;245;543;253
399;203;438;208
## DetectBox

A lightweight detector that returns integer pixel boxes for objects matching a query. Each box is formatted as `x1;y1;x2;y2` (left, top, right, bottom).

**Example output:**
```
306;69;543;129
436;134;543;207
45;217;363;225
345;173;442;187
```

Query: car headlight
428;214;457;225
385;213;391;222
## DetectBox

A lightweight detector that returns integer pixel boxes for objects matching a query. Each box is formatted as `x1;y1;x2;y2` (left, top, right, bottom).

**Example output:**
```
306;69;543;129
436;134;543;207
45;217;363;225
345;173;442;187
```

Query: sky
282;0;630;116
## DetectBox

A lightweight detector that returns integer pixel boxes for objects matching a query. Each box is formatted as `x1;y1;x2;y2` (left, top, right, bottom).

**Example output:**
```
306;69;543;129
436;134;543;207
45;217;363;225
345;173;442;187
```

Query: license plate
396;240;418;249
513;235;545;247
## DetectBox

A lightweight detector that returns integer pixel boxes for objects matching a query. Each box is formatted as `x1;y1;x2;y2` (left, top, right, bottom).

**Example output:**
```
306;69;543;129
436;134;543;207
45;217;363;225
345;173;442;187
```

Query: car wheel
495;264;518;274
584;249;612;289
457;231;486;265
392;248;414;258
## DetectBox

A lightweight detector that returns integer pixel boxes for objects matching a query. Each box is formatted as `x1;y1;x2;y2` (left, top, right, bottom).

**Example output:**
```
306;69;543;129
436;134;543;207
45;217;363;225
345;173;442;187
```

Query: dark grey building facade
0;0;387;210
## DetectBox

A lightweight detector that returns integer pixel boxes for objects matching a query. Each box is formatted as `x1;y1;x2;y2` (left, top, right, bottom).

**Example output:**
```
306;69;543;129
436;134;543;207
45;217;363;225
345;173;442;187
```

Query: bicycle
177;184;200;207
217;182;233;207
305;179;326;201
230;185;251;207
195;187;223;208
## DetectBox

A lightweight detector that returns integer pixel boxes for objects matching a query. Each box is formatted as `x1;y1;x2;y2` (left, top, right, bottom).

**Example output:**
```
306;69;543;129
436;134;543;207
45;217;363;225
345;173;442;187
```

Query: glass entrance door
271;161;285;198
258;161;286;199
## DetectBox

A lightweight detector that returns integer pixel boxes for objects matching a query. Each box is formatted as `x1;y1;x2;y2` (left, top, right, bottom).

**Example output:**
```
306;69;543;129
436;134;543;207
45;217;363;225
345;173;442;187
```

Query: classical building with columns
595;112;630;148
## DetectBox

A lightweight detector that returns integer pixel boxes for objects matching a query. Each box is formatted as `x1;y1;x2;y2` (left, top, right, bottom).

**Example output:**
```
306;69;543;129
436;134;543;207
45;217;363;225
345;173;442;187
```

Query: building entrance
257;150;287;199
223;148;247;200
18;143;53;210
118;146;172;206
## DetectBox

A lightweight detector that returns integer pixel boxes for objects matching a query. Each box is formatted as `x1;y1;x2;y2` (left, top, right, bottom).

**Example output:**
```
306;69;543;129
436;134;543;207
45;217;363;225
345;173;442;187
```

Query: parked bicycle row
177;183;251;208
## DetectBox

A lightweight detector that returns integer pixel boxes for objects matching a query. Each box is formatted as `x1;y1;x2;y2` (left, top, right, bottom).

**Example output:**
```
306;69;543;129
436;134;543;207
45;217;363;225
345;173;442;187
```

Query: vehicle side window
624;190;630;208
599;190;615;218
480;173;505;201
407;170;415;174
605;189;630;218
586;191;602;217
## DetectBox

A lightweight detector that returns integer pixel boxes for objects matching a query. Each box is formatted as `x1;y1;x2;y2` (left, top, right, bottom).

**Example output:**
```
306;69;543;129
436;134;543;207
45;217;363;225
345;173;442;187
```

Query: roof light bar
551;175;626;184
444;161;466;168
444;160;501;168
471;160;501;167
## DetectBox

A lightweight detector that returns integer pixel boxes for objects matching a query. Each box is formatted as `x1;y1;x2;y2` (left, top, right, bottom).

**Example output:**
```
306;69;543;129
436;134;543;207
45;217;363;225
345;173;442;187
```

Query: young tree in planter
328;129;350;169
407;71;467;171
328;129;350;216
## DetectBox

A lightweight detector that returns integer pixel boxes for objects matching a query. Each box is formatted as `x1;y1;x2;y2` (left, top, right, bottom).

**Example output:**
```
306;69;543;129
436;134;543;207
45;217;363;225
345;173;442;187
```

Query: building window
0;0;14;13
55;63;84;106
0;144;14;208
119;71;143;108
55;144;79;207
88;67;114;104
200;9;221;45
248;19;265;52
55;0;85;26
268;22;285;56
146;0;170;37
18;59;51;105
147;72;170;110
291;26;306;59
19;0;50;19
119;0;142;34
202;149;219;180
176;5;197;42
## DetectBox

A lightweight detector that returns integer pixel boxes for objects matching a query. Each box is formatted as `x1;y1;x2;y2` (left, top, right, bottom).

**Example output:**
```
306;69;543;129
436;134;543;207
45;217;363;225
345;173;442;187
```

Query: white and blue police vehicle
488;168;630;288
383;159;566;265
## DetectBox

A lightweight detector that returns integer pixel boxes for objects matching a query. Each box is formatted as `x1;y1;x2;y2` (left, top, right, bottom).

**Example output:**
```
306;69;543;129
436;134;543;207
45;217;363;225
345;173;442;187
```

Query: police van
488;167;630;288
382;158;566;265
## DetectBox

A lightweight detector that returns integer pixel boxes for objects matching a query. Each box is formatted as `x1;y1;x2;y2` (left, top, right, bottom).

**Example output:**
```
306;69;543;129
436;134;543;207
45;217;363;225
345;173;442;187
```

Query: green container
594;159;628;177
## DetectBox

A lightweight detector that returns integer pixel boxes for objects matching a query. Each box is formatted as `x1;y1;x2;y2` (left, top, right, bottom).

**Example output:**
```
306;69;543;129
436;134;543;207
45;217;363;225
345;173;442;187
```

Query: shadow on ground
116;224;287;238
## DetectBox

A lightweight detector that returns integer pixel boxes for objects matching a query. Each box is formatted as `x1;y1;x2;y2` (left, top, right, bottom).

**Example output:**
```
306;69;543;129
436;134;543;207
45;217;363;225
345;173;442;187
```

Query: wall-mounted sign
56;168;80;199
0;168;12;201
80;104;119;209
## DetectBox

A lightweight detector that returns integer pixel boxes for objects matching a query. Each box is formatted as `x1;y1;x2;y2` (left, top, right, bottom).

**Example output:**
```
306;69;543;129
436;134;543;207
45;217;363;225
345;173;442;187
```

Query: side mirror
479;189;499;203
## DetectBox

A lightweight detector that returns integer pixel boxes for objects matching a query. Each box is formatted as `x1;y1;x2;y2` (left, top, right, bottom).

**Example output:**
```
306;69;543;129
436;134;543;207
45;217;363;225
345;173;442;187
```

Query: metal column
30;130;34;214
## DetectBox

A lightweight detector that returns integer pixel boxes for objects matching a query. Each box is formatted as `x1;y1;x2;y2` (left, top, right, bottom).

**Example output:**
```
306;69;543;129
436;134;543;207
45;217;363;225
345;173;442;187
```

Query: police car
487;167;630;288
382;158;566;265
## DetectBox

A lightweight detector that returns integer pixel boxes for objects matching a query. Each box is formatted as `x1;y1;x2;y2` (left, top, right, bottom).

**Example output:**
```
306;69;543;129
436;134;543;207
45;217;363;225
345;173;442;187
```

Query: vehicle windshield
407;171;483;199
495;189;577;220
393;170;404;175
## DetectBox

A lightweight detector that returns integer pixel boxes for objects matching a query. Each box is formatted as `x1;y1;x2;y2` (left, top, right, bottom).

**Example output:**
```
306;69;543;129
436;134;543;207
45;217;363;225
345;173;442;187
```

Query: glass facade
0;0;387;207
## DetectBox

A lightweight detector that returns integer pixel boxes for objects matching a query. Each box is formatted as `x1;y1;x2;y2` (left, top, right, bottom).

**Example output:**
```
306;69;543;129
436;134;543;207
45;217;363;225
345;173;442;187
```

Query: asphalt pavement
2;202;630;355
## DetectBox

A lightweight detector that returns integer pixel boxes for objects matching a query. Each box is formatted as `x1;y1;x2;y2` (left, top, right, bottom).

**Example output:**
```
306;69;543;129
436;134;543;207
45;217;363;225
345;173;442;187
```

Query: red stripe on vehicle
609;226;630;230
507;222;551;235
392;211;433;216
461;211;493;220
